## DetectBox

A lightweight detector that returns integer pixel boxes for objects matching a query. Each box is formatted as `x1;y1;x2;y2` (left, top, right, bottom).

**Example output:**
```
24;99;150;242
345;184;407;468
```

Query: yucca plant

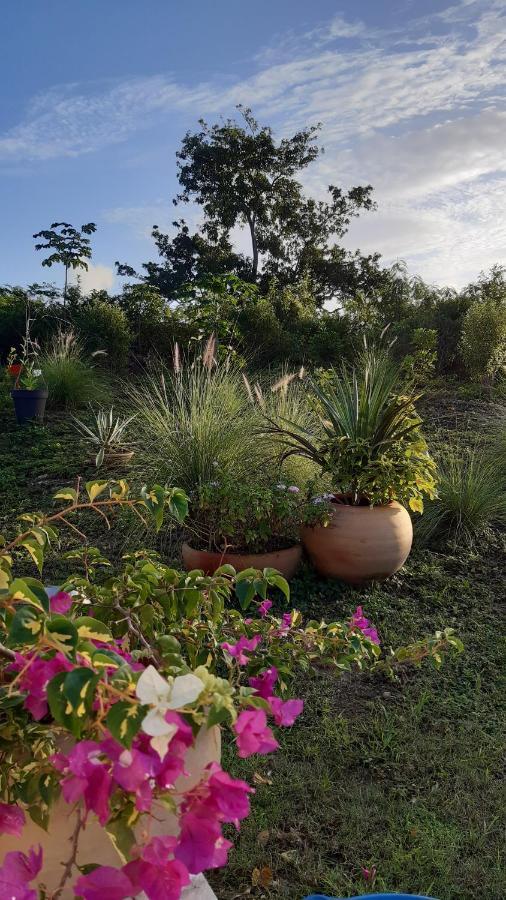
416;446;506;547
73;406;136;466
39;329;106;408
262;344;437;510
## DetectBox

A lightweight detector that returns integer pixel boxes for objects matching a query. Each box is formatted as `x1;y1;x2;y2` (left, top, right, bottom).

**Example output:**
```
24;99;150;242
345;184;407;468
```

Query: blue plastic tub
304;894;439;900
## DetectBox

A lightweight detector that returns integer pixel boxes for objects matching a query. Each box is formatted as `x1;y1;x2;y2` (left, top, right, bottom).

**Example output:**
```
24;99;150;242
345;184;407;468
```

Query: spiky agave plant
73;406;136;466
262;344;437;509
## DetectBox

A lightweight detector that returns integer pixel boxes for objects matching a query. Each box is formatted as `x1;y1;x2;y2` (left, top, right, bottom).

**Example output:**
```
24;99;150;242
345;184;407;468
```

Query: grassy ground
0;392;504;900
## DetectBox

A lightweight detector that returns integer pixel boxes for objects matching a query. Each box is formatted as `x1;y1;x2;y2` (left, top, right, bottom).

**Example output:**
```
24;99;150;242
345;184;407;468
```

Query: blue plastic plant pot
303;894;439;900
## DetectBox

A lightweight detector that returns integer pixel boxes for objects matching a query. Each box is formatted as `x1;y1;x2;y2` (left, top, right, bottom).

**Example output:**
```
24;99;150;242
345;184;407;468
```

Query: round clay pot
182;542;302;578
89;450;135;468
301;498;413;584
0;725;220;899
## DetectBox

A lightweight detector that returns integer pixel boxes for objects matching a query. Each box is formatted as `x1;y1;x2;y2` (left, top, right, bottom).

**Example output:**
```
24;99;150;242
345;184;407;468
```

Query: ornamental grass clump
39;329;107;408
416;445;506;547
128;350;267;494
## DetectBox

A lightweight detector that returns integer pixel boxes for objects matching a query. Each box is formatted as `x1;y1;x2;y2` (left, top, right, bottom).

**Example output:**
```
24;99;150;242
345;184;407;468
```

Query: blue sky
1;0;505;293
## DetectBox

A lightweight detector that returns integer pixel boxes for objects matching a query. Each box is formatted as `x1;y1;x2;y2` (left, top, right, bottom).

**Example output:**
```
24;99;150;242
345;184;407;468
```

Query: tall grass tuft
416;446;506;547
128;355;269;495
40;330;107;409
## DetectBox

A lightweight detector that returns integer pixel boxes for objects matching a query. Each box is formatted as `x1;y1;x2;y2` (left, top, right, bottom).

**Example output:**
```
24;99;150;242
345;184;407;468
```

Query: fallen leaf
251;865;273;888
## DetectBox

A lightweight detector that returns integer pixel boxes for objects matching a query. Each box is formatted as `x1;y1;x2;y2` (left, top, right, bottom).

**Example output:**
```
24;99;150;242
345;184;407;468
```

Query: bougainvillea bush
0;480;462;898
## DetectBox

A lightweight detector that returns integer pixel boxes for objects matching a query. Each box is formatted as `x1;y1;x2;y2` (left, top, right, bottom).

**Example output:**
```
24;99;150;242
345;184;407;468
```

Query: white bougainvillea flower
136;665;204;757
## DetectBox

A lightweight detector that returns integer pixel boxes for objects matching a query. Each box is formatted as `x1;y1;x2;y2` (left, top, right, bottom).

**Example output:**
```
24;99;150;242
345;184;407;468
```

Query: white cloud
70;262;115;294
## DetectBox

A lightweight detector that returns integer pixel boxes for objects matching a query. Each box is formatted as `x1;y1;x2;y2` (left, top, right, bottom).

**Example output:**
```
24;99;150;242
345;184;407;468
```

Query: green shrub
416;446;506;547
460;301;506;382
73;300;131;371
40;330;108;408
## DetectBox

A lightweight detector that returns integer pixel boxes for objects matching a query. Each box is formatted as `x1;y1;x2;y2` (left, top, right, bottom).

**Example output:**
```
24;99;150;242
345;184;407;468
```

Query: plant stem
53;808;84;898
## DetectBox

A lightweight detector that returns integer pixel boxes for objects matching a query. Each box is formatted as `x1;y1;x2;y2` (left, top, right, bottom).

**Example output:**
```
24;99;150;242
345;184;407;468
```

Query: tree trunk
63;265;68;306
246;213;258;281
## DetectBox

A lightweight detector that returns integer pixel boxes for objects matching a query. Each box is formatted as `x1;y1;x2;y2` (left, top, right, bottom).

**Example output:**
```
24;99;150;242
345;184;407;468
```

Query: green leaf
184;588;203;617
63;667;99;718
74;616;112;642
265;570;290;602
141;484;167;531
106;815;136;862
53;487;78;503
46;672;82;736
92;648;126;669
206;705;230;728
213;564;236;577
106;700;144;748
86;480;109;502
46;615;78;651
8;606;43;645
234;576;257;610
20;538;43;573
9;577;50;612
167;488;189;524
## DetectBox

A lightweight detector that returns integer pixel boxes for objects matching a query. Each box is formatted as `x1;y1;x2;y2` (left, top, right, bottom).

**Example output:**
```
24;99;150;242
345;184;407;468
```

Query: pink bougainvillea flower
52;741;113;825
248;666;278;699
0;845;42;900
13;652;73;720
175;807;232;874
207;764;254;824
221;634;261;666
268;697;304;727
258;599;273;617
122;835;190;900
281;612;292;628
101;739;156;813
0;802;25;836
75;866;135;900
361;864;377;883
233;709;279;758
350;606;380;645
49;590;73;614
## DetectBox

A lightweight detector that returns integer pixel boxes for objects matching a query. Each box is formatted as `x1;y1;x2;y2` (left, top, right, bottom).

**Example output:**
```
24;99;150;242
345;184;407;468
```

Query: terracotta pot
0;726;220;899
182;542;302;578
301;498;413;584
89;450;135;468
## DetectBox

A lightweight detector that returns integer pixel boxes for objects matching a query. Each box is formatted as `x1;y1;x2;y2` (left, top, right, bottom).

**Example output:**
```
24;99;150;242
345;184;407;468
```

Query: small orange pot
182;543;302;578
301;497;413;584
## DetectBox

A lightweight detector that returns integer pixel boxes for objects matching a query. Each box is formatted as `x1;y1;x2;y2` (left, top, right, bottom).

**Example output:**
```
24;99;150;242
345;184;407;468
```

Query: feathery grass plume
416;445;506;547
127;355;268;495
40;329;107;408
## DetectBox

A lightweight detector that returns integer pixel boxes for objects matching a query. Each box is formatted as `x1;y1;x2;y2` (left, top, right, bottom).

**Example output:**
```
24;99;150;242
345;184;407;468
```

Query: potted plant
73;405;137;467
182;475;326;578
264;346;437;583
8;343;48;425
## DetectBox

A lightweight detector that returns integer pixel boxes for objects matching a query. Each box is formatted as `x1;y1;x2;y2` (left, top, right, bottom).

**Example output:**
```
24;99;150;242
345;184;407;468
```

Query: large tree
117;108;377;305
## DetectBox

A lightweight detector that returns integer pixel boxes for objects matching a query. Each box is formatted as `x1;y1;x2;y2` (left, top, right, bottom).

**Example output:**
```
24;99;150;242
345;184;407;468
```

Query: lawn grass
0;391;504;900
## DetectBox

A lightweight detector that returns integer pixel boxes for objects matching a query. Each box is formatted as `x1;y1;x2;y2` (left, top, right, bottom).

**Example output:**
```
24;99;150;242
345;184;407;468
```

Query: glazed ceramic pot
182;543;302;578
0;726;220;899
301;497;413;584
